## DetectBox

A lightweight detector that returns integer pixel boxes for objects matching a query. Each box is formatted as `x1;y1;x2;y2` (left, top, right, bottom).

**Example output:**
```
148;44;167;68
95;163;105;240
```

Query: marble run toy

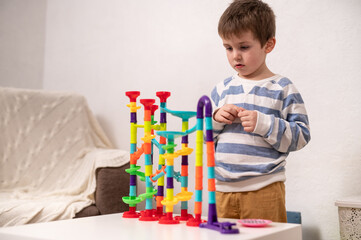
122;91;239;234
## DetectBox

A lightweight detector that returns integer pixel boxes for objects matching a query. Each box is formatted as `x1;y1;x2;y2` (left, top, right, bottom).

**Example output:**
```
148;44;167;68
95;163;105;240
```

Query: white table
0;213;302;240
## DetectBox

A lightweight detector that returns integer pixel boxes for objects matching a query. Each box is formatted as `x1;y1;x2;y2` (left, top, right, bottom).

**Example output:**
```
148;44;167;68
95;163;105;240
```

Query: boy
212;0;310;222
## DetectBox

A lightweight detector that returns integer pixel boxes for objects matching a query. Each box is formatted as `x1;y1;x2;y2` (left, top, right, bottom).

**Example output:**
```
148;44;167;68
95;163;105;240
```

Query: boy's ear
265;37;276;53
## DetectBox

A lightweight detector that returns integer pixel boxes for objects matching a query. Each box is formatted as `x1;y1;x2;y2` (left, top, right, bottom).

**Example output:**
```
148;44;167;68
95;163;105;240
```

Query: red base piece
154;207;165;218
186;214;206;227
139;209;158;221
174;210;194;221
122;207;141;218
158;212;180;224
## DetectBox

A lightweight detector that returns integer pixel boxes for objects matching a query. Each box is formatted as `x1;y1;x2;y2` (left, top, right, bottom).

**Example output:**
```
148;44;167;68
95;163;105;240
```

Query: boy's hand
238;107;257;132
213;104;240;124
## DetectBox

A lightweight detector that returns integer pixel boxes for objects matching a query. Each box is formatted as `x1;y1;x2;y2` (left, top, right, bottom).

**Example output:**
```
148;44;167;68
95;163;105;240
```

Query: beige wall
0;0;46;89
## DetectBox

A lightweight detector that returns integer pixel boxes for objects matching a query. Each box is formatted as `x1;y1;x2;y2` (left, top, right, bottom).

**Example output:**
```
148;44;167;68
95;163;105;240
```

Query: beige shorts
216;181;287;222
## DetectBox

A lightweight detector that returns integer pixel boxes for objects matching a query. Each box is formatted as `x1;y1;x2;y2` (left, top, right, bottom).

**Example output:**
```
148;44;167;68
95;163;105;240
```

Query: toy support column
175;117;194;221
159;134;180;225
190;95;239;234
186;107;206;226
123;91;142;218
150;104;159;166
154;91;171;217
139;99;158;221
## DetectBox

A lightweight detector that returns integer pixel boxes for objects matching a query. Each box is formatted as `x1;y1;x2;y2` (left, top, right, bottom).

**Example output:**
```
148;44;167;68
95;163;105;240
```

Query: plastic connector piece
158;212;180;224
140;99;155;110
151;105;159;115
126;91;140;102
156;91;171;103
122;206;141;218
174;209;194;221
186;214;206;227
139;209;158;221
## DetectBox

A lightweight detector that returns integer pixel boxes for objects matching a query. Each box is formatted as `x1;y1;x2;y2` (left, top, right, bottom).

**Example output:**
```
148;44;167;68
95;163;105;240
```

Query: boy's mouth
235;64;245;69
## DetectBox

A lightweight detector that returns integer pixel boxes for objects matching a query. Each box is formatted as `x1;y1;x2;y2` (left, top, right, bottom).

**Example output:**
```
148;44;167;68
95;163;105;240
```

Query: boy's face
222;31;275;80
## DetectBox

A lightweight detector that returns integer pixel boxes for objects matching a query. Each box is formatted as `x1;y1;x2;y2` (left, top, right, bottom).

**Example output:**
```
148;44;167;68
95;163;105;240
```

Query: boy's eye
240;46;249;50
225;47;232;51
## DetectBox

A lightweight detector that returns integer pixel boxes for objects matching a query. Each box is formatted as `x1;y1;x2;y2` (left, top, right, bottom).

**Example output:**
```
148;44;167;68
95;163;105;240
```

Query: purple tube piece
181;135;188;144
160;112;167;123
200;203;239;234
199;221;239;234
207;203;218;224
130;175;137;186
130;112;137;123
206;130;213;142
197;96;212;118
157;186;164;197
166;177;173;188
181;156;188;165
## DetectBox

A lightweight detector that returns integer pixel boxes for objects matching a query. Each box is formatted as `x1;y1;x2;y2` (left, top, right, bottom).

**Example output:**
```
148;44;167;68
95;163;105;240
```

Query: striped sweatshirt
211;74;310;192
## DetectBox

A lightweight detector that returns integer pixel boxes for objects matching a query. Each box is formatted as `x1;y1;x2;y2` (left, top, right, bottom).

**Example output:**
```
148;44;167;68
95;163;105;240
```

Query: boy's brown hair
218;0;276;47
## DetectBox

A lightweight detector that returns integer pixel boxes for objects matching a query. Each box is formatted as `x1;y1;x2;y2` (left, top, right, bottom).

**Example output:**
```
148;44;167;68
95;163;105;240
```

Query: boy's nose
233;50;241;60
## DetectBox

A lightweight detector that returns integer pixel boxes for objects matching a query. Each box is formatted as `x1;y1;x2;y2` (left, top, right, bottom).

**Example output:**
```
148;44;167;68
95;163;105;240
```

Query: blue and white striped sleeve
253;82;311;153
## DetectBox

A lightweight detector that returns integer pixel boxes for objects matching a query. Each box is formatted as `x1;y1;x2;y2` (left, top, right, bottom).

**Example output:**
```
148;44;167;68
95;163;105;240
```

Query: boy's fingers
226;106;239;117
238;107;247;117
243;127;254;133
238;106;246;111
216;111;230;122
221;116;233;124
241;121;252;127
238;110;248;117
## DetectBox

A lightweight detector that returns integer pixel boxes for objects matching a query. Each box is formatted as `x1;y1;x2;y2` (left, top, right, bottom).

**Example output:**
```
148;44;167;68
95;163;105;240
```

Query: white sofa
0;87;129;227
